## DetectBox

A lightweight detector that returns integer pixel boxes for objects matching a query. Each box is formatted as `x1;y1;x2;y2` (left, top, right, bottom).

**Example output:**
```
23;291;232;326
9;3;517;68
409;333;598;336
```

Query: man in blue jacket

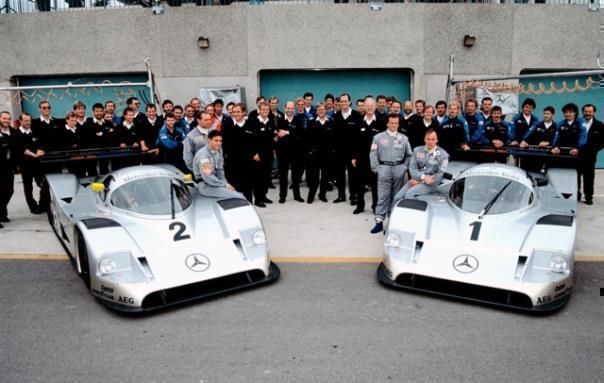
157;113;188;173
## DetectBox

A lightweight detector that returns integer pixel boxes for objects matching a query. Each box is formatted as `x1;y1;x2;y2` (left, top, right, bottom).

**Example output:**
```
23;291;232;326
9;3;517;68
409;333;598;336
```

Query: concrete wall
0;3;602;110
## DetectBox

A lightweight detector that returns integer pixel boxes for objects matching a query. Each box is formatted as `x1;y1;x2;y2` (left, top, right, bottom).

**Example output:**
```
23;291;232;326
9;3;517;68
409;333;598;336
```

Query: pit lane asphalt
1;175;604;382
1;260;603;383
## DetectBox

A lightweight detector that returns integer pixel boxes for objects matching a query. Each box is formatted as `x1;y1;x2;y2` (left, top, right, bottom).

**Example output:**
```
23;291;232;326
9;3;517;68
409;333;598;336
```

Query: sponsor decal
91;284;115;301
536;295;552;305
185;254;210;272
118;296;135;305
452;255;479;273
416;152;425;159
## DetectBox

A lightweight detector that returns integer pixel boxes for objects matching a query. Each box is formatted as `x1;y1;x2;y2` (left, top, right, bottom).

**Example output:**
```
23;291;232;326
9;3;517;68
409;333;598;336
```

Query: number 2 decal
469;221;482;241
169;222;191;242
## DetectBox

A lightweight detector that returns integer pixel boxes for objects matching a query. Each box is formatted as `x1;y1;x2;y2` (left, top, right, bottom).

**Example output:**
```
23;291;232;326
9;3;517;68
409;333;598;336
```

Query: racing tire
75;228;91;289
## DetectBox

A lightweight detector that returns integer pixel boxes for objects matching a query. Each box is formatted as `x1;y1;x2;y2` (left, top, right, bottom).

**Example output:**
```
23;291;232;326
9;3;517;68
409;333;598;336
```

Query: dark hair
482;97;493;104
562;103;578;115
226;102;235;108
415;99;426;107
162;99;174;107
356;99;364;104
73;101;86;110
105;100;115;107
491;105;502;113
146;104;156;111
39;100;50;108
425;128;437;137
544;106;555;114
164;112;175;119
256;96;265;103
213;99;224;106
521;98;536;109
303;92;314;99
324;93;335;102
340;93;351;101
387;113;400;123
92;103;104;111
123;107;135;116
582;103;597;113
435;100;447;108
232;103;246;113
65;111;77;120
19;112;31;120
376;95;387;102
465;99;477;108
173;105;183;112
208;130;222;139
126;97;138;106
391;100;401;107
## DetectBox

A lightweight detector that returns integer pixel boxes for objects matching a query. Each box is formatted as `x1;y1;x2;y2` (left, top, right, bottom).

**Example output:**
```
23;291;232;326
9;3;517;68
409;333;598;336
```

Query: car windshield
449;175;533;215
110;176;192;215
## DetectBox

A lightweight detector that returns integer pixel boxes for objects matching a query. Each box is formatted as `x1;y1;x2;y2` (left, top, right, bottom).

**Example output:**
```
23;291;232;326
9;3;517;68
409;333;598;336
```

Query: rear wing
40;147;149;164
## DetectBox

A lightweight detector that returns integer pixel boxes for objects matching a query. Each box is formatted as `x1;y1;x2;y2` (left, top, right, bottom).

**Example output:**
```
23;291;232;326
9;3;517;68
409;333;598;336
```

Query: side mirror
91;182;105;192
443;172;453;180
534;178;548;187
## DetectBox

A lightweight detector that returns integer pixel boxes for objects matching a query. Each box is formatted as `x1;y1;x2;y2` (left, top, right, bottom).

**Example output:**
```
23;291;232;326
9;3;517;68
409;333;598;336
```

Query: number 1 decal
469;221;482;241
169;222;191;241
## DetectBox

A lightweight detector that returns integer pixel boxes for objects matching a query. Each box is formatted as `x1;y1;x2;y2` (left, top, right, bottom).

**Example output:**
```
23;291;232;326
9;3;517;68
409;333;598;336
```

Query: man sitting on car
194;130;244;200
393;129;449;202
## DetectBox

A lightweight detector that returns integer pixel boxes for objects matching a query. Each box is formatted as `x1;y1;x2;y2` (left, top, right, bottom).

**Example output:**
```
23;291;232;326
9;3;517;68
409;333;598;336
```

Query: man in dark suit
333;93;361;204
578;104;604;205
16;113;46;214
0;111;18;225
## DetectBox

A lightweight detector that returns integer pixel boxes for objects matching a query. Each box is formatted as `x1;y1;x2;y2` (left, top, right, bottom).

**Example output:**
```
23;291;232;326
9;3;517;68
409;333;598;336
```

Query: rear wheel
75;229;91;289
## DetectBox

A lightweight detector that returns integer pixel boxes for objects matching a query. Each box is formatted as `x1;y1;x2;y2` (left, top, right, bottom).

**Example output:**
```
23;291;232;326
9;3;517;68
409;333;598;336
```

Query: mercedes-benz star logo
185;254;210;272
452;255;479;273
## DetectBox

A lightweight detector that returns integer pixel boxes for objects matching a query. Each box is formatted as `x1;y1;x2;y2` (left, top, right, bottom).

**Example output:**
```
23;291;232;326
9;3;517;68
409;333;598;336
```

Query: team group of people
0;92;602;233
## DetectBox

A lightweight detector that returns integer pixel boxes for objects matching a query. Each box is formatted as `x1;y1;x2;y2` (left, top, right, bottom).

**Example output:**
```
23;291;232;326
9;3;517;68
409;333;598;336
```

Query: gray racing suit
183;127;209;171
193;145;244;200
370;130;412;222
394;145;449;202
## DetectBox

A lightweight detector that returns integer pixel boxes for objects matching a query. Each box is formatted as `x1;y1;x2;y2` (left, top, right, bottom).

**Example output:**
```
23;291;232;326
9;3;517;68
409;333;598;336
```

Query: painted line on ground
1;253;604;263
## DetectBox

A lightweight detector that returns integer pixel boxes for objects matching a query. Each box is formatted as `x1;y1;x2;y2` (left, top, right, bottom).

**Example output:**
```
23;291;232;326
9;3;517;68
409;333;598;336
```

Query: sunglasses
41;106;51;109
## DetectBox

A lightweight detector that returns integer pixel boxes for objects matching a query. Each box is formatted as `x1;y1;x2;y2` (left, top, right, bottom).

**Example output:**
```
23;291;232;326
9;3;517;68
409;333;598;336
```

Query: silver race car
47;164;279;312
379;160;577;312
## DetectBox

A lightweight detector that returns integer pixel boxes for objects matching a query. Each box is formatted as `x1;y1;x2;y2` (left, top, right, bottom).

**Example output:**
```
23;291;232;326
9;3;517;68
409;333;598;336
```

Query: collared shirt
40;116;52;124
583;118;593;133
364;114;376;124
76;118;86;126
386;129;398;137
19;127;32;135
197;126;209;135
544;121;553;129
65;125;76;134
123;121;134;130
403;113;414;120
285;115;294;123
234;118;246;128
148;118;157;125
436;115;446;124
258;116;269;125
316;117;328;125
523;113;532;125
341;109;351;120
93;118;104;125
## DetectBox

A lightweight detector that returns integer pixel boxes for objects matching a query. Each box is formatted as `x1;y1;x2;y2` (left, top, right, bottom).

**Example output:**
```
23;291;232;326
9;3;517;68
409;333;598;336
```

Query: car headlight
252;230;266;245
99;258;117;275
386;233;400;248
550;256;568;273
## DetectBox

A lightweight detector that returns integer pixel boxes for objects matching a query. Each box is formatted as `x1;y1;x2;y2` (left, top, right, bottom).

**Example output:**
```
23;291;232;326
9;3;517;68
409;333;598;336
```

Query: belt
379;160;405;166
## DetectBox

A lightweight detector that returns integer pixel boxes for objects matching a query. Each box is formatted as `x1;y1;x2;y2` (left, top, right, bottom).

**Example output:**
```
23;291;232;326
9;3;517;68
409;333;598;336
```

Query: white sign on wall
476;88;518;115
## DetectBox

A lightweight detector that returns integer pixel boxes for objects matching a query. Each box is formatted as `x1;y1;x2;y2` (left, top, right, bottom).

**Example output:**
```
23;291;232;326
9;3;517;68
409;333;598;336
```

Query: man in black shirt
0;111;18;224
333;93;361;204
16;113;46;214
249;102;275;207
113;108;140;170
305;103;335;204
276;101;305;203
140;104;163;164
126;97;147;126
223;103;249;194
578;104;604;205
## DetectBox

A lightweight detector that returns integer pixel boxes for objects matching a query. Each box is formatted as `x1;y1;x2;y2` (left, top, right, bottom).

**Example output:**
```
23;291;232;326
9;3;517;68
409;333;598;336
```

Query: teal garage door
519;72;604;168
18;74;151;119
259;69;412;109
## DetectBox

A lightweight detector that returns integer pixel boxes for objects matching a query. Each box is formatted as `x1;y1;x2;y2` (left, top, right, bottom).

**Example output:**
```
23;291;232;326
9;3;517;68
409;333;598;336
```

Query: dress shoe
370;222;384;234
0;217;10;223
0;223;3;229
294;196;305;203
263;198;273;204
254;201;267;208
333;197;346;203
585;199;593;205
269;183;276;189
31;208;43;215
577;192;582;202
319;195;328;203
279;198;286;204
353;206;364;214
307;196;314;204
350;199;357;206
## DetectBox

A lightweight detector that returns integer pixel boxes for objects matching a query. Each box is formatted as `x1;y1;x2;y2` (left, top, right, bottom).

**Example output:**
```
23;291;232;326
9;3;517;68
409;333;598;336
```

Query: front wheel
75;229;91;289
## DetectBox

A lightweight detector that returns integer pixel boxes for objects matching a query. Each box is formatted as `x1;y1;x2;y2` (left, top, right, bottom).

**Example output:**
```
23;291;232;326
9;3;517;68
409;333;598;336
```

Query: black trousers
306;153;329;200
578;155;597;201
225;157;242;192
333;153;358;199
357;167;378;210
0;167;15;219
277;148;304;199
21;163;46;212
241;159;268;203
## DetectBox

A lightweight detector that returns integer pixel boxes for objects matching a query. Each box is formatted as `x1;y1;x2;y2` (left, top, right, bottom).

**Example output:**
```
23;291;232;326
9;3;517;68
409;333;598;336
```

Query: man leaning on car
393;129;449;202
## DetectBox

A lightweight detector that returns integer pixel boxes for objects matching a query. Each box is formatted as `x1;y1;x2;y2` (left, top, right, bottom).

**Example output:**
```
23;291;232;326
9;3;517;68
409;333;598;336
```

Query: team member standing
480;97;493;122
157;113;188;173
578;104;604;205
305;103;335;204
16;113;46;214
394;129;449;201
408;105;439;149
369;114;412;234
276;101;305;203
32;100;62;154
511;98;539;145
194;130;243;200
59;111;85;177
249;102;275;207
436;102;470;158
183;111;212;172
352;97;386;214
222;103;248;193
114;107;140;169
463;99;485;144
519;106;559;172
139;104;163;164
475;106;514;148
434;100;448;125
0;111;17;225
333;93;361;204
551;103;586;157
